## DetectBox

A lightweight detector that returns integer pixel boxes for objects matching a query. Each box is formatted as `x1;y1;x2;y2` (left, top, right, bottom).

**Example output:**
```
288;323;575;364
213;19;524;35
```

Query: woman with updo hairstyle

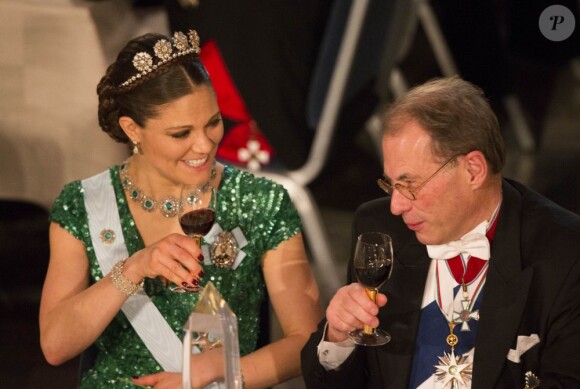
40;31;322;388
97;33;211;144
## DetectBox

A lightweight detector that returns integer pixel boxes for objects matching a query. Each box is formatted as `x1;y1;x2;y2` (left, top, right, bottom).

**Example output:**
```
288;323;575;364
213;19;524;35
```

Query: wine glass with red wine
348;232;394;346
171;185;217;293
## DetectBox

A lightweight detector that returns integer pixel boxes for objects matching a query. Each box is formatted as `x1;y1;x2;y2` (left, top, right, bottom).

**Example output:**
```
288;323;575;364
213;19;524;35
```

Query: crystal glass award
182;281;243;389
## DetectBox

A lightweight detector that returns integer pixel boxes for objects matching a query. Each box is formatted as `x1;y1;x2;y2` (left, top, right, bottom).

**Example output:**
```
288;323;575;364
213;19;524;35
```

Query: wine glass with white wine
348;231;394;346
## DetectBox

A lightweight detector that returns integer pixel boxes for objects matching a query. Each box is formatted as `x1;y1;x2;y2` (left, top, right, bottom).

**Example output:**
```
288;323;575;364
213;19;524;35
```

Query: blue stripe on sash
408;286;483;388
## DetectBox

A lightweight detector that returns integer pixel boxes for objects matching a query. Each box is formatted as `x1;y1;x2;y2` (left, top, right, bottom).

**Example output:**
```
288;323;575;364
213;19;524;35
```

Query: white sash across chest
82;170;182;372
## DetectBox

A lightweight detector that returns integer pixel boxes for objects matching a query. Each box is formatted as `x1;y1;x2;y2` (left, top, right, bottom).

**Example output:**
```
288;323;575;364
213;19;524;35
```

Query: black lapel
378;240;431;388
472;180;534;388
378;214;431;388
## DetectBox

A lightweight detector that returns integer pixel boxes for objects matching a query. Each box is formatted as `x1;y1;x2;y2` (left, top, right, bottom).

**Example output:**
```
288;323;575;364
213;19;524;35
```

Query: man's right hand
325;283;388;342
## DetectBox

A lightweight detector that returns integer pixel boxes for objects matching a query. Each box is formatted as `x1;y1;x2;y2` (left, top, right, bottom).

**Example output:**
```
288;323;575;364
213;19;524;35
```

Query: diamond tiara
119;30;201;87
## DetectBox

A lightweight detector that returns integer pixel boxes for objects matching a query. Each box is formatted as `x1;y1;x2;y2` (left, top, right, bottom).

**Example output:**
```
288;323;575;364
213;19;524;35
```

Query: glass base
349;328;391;346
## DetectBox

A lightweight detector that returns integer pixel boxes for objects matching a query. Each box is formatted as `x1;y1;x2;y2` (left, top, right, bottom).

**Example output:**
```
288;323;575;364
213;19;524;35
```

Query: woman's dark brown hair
97;32;212;143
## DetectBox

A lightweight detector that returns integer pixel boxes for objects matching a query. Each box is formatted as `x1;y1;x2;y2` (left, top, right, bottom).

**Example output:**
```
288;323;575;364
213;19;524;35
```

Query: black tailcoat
302;179;580;388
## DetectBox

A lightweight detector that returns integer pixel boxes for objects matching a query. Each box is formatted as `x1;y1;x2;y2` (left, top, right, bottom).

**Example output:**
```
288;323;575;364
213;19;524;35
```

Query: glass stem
363;288;378;335
192;235;201;247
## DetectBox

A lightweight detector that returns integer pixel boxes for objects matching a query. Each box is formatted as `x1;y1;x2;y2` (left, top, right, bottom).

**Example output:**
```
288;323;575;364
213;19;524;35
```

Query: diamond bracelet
111;258;144;297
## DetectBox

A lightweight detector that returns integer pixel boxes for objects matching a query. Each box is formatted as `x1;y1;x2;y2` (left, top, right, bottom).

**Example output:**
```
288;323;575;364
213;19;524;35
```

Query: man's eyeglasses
377;155;461;200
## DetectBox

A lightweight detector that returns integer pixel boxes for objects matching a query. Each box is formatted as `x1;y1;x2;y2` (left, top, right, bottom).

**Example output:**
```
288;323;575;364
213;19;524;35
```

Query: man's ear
119;116;140;143
464;151;488;188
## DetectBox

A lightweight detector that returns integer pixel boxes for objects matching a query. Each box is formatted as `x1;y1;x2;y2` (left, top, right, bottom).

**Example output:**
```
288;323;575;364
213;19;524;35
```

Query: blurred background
1;0;578;388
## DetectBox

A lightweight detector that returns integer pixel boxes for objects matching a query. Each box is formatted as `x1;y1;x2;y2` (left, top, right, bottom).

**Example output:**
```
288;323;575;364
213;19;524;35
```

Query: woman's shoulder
52;179;83;208
222;165;287;194
221;165;302;250
50;165;121;238
220;165;298;222
52;165;119;211
49;179;85;233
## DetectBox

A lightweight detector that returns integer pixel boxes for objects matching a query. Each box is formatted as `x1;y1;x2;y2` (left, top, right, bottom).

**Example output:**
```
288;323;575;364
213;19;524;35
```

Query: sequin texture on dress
49;164;302;388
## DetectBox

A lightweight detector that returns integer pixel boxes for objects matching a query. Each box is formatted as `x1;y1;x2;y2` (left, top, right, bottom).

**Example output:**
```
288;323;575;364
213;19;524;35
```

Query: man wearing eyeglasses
301;76;580;388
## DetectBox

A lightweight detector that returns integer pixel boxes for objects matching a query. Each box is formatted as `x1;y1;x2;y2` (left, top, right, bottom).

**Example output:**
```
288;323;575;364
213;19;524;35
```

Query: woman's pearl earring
132;140;141;155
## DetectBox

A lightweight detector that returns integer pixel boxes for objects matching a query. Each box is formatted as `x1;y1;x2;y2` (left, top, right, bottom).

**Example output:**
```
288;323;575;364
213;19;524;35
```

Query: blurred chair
0;0;129;312
0;0;164;382
387;0;536;152
250;0;416;296
0;0;130;211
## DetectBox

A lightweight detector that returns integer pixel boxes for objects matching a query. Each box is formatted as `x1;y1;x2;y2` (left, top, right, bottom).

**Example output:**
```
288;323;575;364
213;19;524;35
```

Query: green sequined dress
49;164;302;388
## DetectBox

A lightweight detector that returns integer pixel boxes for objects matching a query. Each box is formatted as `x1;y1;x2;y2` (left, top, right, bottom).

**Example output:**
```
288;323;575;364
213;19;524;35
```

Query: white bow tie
426;221;491;260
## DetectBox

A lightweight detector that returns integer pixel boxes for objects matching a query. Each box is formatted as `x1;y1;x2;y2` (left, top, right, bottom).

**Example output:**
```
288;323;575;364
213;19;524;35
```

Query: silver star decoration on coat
434;350;473;388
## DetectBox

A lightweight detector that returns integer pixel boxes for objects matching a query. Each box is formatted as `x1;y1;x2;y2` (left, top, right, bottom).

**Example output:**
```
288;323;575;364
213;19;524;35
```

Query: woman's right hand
325;283;388;343
123;233;204;289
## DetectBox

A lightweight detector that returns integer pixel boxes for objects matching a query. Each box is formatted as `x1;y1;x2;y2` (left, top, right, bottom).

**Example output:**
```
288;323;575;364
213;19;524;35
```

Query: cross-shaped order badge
453;279;480;331
454;299;480;331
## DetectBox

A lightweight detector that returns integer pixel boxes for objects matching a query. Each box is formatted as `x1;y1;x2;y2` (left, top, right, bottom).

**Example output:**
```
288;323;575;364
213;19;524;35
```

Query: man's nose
390;189;412;215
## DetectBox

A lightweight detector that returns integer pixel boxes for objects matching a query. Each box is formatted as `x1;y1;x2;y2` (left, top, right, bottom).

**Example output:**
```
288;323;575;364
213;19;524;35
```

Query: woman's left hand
132;348;225;388
131;371;179;388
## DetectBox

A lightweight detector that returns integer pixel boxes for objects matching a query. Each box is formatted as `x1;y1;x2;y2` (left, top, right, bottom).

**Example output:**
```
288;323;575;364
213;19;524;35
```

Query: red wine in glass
172;185;217;293
354;261;391;289
349;232;394;346
179;209;216;237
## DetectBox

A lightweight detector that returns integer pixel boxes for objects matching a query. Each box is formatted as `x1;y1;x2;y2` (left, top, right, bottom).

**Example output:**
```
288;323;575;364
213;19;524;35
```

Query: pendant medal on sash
434;261;488;388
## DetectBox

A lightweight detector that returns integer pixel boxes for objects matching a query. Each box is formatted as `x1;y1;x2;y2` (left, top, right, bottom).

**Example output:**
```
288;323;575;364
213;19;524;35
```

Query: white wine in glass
349;231;394;346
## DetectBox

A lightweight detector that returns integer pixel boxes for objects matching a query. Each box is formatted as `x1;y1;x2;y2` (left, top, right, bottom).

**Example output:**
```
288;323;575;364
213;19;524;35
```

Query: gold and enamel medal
433;262;488;388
